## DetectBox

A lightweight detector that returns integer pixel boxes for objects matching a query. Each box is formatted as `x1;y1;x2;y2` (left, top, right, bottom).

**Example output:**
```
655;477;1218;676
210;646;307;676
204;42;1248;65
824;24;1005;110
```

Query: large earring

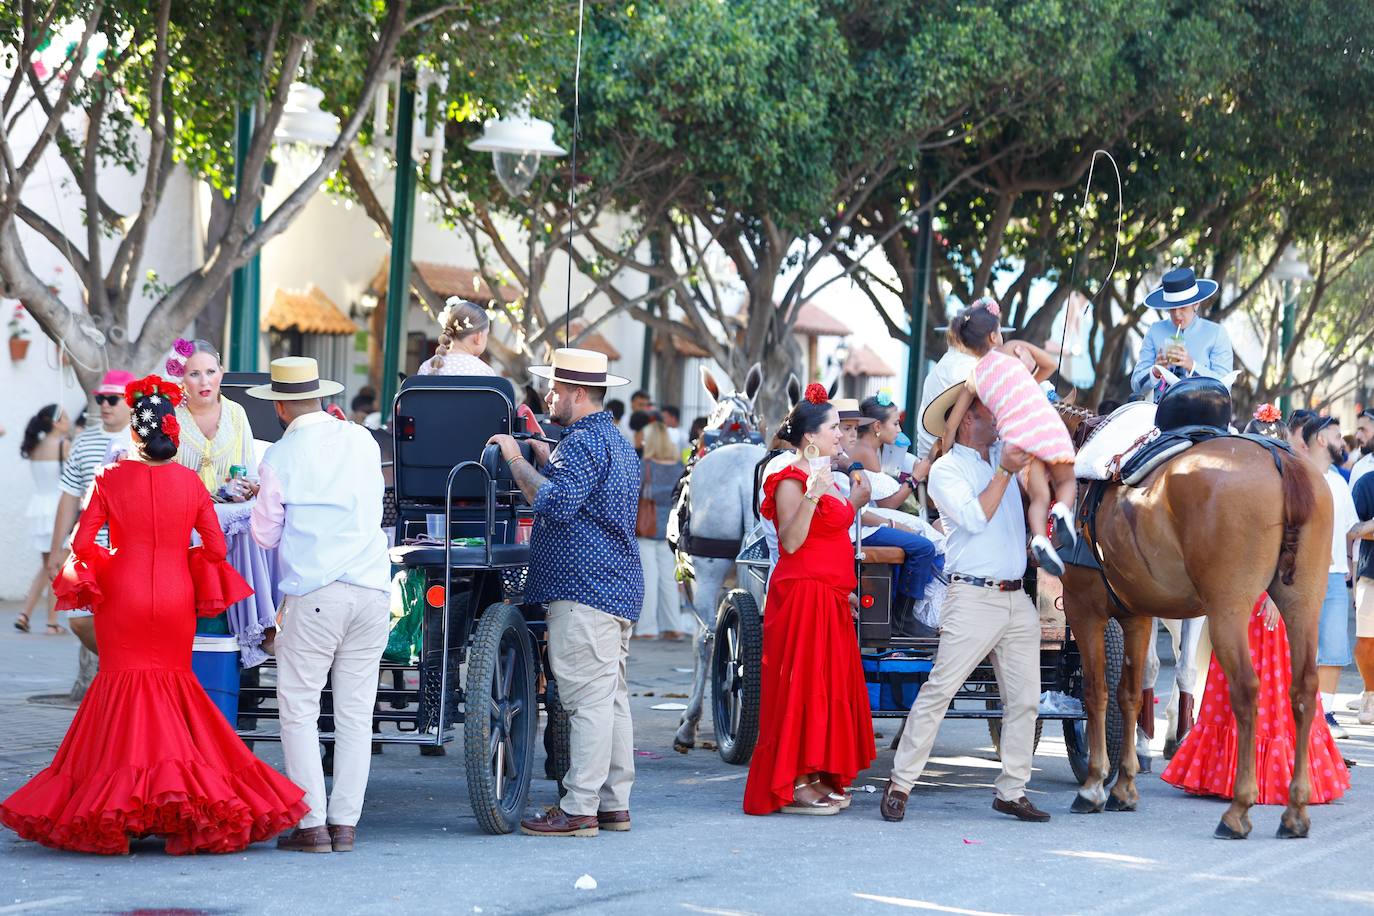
803;442;820;460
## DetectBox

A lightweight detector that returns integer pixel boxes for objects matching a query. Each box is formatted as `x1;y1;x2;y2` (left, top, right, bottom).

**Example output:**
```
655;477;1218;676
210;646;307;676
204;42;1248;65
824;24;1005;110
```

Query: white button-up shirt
251;411;391;596
1326;467;1359;575
917;349;977;460
1351;452;1373;490
928;441;1026;581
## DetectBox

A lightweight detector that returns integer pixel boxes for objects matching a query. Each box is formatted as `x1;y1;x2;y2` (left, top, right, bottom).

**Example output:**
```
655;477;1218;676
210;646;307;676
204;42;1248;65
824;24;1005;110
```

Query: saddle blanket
1074;402;1158;480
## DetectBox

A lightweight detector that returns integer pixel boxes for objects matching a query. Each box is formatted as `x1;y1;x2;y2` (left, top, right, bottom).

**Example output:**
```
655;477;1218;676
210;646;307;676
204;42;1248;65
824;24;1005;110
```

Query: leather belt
950;573;1024;592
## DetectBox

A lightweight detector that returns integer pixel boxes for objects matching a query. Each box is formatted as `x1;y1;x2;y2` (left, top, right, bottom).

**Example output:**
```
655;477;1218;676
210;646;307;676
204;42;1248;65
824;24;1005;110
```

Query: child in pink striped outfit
940;299;1077;575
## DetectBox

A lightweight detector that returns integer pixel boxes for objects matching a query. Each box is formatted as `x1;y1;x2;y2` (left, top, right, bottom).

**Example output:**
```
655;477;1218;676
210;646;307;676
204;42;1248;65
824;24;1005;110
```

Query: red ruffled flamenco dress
0;461;309;854
1161;595;1349;804
743;464;875;814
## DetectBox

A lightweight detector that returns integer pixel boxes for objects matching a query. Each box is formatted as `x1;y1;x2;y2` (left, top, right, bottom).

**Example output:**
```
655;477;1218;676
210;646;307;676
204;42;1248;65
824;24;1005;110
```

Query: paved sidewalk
2;600;1372;915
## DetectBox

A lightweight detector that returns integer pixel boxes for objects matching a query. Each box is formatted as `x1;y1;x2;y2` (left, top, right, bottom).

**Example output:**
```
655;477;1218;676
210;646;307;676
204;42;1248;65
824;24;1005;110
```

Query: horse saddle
1154;376;1232;432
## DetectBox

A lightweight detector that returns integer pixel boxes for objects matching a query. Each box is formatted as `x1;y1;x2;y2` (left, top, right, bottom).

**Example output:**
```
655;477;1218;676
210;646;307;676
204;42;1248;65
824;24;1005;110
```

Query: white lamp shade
1271;244;1313;282
275;82;341;148
467;115;566;157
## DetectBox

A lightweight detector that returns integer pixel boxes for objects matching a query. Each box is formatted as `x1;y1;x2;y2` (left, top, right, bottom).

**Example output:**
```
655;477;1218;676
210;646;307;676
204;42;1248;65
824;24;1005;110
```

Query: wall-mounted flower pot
9;336;30;361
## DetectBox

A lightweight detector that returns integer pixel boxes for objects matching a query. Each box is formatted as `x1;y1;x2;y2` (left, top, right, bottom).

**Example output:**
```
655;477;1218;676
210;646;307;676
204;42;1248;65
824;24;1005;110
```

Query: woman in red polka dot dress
1161;592;1349;804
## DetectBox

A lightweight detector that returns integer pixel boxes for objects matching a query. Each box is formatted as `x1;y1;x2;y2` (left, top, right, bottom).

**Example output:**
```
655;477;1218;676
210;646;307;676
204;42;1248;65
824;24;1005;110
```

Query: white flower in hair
139;408;154;422
148;394;162;406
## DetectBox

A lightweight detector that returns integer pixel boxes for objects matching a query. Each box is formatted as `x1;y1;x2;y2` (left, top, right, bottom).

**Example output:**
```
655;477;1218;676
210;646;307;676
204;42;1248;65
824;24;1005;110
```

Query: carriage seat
1154;376;1232;433
862;546;907;566
390;542;531;570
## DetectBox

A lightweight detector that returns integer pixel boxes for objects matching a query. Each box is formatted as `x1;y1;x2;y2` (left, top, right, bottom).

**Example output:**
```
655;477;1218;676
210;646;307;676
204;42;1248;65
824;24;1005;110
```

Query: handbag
635;466;658;539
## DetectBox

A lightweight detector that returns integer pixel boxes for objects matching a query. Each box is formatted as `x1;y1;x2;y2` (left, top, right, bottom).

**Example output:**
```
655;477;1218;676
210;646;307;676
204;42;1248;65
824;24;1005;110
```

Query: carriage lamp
426;584;446;608
467;109;567;198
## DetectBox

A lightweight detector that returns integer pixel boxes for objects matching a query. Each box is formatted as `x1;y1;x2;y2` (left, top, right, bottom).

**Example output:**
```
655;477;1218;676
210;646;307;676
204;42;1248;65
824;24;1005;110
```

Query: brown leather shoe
880;782;909;822
328;824;356;852
277;825;332;852
992;796;1051;822
520;806;599;837
597;810;631;832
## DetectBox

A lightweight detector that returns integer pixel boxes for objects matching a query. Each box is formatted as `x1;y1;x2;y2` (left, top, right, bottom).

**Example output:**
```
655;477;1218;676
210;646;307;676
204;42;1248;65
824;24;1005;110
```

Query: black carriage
231;375;566;834
709;531;1126;783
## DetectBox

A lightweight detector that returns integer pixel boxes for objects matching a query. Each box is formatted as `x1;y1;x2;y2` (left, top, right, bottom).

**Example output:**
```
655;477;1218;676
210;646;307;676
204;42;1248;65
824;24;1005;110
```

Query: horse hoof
1214;820;1249;840
672;740;693;755
1070;794;1104;814
1276;821;1309;839
1105;796;1137;812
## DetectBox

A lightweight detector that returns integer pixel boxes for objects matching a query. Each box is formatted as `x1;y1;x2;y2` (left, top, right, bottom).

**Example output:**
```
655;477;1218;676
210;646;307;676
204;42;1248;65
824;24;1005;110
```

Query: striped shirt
972;349;1074;464
60;426;130;548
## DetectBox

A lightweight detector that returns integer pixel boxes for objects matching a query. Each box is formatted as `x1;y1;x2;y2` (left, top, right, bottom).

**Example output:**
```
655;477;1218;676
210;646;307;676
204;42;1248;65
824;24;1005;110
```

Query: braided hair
124;375;184;462
430;298;490;371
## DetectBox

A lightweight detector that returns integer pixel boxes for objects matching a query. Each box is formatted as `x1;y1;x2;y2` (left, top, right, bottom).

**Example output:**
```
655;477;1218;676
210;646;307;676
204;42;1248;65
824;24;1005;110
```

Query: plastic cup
426;513;446;540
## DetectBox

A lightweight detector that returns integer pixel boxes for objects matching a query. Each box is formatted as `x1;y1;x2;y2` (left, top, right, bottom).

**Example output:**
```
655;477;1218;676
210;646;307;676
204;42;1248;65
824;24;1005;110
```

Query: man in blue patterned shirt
488;348;643;837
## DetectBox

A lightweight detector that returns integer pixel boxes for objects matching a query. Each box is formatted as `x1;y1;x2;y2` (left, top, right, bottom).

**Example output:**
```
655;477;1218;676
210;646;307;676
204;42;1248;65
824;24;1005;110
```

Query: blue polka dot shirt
525;410;644;621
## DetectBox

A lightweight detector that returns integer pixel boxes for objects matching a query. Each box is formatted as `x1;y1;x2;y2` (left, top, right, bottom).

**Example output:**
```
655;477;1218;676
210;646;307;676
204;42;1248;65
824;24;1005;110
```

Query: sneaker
1325;712;1349;739
1348;692;1369;711
1050;502;1078;550
1031;535;1066;577
1360;693;1374;727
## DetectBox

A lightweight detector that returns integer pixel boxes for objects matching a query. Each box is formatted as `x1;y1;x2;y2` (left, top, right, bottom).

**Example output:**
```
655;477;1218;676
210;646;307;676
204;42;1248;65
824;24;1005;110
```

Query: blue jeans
862;526;942;602
1316;571;1352;667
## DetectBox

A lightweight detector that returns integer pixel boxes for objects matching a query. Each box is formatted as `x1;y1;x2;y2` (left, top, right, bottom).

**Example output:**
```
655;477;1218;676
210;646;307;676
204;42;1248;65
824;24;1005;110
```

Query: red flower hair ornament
161;414;180;439
804;382;829;405
1253;403;1281;423
124;374;183;408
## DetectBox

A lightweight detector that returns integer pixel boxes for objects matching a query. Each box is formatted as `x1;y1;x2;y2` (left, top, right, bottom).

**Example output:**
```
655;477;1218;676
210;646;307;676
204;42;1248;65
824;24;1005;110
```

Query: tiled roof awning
262;285;356;336
369;256;521;305
843;344;898;378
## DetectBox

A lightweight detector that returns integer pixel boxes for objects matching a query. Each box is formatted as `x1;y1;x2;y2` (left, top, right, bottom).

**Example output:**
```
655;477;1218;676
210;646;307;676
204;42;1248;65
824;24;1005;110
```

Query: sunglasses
94;394;122;406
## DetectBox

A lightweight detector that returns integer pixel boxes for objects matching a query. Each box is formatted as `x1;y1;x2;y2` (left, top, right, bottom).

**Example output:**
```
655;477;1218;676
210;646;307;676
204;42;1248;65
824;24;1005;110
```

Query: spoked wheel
1063;618;1125;786
985;699;1043;759
464;602;537;834
711;589;763;765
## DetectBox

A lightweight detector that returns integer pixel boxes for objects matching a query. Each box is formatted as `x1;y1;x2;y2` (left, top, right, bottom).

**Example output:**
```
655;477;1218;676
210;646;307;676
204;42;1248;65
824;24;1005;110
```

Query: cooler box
191;634;241;725
862;653;933;711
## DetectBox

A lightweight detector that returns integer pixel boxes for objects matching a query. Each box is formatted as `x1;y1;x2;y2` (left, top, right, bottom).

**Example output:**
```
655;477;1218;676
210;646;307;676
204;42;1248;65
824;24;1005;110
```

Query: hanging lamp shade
1271;244;1313;283
467;113;566;197
275;82;341;148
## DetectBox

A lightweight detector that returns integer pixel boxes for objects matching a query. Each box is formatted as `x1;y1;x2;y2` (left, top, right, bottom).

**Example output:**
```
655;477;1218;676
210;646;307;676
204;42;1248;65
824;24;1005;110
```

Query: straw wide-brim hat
921;381;967;439
529;347;629;387
832;397;877;426
246;356;345;401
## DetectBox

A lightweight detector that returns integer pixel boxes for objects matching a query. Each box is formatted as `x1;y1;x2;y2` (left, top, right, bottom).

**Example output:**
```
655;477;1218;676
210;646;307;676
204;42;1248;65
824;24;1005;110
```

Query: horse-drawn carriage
666;366;1126;783
230;375;565;835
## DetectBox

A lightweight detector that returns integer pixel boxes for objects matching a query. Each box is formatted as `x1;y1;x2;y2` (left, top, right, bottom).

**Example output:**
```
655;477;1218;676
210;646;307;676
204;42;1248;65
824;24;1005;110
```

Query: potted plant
9;303;30;361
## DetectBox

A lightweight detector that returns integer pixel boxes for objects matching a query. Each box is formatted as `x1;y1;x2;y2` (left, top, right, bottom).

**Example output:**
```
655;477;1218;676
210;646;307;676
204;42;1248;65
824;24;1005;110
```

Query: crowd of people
2;265;1371;852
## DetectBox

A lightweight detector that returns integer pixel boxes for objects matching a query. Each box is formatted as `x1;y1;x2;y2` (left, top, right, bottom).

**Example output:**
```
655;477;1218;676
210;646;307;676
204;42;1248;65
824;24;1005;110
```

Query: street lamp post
903;172;933;442
1271;244;1312;416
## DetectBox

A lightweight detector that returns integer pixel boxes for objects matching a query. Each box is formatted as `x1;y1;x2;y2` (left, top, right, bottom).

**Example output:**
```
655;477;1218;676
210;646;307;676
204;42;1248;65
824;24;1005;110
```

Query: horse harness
668;426;766;561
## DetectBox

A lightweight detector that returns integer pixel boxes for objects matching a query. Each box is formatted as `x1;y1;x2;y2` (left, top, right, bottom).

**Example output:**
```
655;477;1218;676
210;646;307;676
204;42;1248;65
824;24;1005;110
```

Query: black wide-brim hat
1144;266;1218;311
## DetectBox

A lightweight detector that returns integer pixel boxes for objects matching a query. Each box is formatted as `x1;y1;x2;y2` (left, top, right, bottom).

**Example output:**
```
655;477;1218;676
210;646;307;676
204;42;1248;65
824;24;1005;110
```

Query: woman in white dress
417;298;497;377
167;339;256;498
16;404;70;633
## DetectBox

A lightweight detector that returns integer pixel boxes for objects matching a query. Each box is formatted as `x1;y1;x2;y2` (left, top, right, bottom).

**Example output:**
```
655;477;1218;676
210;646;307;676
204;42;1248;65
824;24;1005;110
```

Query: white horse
670;364;775;753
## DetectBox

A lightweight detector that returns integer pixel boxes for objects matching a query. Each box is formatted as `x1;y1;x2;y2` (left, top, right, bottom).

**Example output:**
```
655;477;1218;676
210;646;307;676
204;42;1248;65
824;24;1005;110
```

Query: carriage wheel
711;589;763;765
542;677;572;794
985;700;1043;759
1062;618;1125;786
464;602;537;835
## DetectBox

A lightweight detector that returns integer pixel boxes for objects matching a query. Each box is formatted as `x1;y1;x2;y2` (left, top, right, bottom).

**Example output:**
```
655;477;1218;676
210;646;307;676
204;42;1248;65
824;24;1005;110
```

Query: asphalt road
3;604;1372;916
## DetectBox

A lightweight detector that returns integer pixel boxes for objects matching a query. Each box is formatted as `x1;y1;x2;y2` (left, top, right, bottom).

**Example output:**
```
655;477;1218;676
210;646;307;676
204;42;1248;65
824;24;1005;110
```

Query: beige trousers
276;580;389;829
890;582;1041;801
545;600;635;817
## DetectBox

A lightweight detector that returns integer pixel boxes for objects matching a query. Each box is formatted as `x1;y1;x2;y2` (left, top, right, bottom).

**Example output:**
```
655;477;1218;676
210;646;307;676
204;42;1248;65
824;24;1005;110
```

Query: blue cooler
191;634;241;725
862;653;934;711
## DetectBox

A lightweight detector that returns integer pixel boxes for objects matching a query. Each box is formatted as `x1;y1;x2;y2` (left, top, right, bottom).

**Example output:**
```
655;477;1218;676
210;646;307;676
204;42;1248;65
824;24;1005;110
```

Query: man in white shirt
1351;410;1374;489
1302;415;1360;738
881;393;1050;824
913;341;976;479
249;357;391;854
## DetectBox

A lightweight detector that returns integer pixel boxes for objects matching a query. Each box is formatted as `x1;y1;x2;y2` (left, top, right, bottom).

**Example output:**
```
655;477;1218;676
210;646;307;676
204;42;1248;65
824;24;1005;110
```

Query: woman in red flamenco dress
1161;593;1350;804
0;375;308;855
744;386;875;815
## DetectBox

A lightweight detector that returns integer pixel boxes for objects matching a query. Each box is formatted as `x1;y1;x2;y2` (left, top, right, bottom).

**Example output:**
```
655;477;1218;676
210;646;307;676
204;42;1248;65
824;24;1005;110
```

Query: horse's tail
1276;448;1316;586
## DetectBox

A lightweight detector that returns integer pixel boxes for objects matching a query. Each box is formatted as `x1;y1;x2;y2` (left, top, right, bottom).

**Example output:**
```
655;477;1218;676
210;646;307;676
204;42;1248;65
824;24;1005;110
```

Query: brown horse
1056;403;1333;839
